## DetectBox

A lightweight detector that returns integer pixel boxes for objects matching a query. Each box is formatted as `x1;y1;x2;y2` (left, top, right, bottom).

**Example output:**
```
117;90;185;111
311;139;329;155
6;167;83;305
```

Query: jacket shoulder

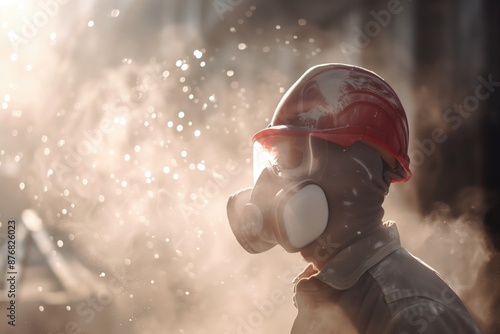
368;248;481;333
369;248;451;303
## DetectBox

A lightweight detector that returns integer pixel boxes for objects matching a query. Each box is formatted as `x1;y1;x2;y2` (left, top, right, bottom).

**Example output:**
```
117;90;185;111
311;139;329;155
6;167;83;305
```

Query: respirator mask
227;131;329;253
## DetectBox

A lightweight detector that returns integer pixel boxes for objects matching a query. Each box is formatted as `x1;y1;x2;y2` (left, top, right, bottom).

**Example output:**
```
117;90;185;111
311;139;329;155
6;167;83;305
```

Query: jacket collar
295;221;401;290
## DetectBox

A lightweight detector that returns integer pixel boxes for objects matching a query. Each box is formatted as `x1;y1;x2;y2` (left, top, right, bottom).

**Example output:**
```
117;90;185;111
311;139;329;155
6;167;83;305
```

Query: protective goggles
252;127;328;184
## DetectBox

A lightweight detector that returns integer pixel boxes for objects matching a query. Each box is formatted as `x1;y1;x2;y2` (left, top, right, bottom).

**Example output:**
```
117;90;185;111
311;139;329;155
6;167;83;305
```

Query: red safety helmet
252;63;411;182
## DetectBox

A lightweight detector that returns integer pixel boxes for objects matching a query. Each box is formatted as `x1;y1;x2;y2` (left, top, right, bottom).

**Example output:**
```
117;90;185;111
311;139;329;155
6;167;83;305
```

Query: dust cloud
384;185;498;333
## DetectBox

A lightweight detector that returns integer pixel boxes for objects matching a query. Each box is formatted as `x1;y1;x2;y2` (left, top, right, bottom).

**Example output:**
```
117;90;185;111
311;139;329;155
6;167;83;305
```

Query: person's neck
299;190;386;270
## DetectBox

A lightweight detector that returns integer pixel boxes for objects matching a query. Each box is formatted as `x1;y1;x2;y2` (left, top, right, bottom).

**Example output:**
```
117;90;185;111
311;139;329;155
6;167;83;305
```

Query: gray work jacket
291;223;482;333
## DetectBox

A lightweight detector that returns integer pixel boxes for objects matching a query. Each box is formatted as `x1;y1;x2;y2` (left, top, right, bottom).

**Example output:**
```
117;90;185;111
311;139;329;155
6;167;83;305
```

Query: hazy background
0;0;499;333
